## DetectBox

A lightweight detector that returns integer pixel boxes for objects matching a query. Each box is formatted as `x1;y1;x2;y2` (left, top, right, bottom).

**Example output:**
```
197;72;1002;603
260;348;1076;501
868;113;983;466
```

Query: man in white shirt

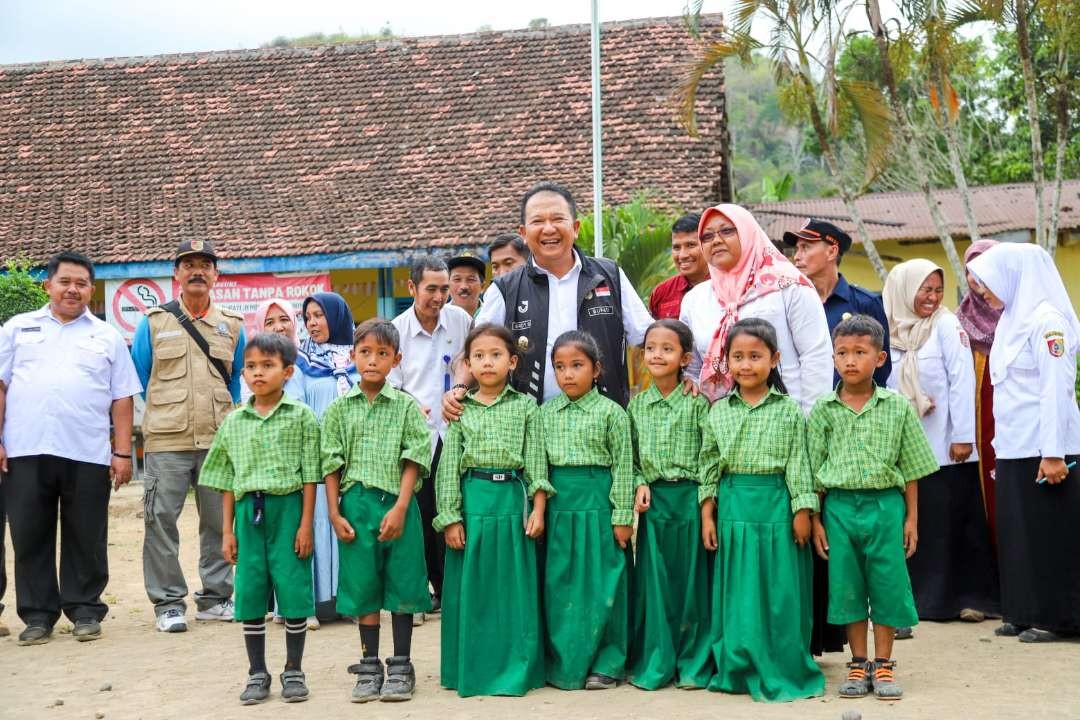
0;251;142;646
389;256;472;610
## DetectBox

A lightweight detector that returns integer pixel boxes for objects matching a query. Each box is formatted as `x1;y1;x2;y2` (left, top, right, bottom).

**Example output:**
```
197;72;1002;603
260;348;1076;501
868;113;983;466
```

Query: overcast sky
1;0;734;65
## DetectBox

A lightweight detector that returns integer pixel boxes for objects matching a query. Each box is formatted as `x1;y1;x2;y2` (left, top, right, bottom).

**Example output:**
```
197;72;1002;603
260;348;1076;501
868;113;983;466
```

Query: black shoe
1018;628;1062;643
429;594;441;614
995;622;1025;637
585;673;617;690
894;626;914;640
380;656;416;702
73;619;102;642
279;669;309;703
239;672;272;705
17;623;52;646
347;658;384;703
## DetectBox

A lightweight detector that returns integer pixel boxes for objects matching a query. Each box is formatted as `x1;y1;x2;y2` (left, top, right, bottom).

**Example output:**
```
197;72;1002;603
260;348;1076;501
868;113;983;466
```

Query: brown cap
175;239;218;263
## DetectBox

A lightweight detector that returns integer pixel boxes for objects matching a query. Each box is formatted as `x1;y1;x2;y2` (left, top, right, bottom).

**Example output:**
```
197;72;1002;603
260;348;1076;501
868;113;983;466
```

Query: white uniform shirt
681;281;832;415
0;305;142;466
886;313;978;466
991;303;1080;460
389;303;472;439
476;255;653;402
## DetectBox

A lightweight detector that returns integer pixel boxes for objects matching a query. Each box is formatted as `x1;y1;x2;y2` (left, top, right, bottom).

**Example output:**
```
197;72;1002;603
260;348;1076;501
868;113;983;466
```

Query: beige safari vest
142;298;245;452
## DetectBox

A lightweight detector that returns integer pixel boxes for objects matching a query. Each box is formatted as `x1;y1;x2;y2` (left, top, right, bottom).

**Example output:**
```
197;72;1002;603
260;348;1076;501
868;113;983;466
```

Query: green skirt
708;473;824;702
441;469;544;697
628;480;713;689
545;465;631;689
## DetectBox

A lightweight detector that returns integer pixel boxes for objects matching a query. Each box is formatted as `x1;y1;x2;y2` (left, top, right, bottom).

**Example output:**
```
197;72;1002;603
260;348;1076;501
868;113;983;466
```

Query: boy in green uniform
808;315;939;701
199;332;321;705
321;319;433;703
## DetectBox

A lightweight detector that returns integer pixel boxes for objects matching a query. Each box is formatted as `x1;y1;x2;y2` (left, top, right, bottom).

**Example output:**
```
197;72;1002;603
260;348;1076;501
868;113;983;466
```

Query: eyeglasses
700;226;739;243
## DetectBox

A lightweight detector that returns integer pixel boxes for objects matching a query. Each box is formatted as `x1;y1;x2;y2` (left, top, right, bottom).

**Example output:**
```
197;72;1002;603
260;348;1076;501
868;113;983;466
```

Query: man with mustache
131;239;246;633
447;252;486;317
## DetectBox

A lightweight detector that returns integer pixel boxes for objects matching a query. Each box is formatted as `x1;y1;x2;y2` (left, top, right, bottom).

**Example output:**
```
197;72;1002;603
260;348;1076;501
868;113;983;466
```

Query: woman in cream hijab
883;260;999;627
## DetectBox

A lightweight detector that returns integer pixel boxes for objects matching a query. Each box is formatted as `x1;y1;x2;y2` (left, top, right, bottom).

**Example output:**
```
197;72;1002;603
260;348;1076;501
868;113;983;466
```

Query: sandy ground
1;485;1079;720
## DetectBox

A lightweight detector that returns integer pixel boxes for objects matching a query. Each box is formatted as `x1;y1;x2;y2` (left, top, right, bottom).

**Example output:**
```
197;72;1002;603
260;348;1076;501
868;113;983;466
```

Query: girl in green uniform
700;318;825;702
540;330;634;690
434;323;554;697
627;319;714;690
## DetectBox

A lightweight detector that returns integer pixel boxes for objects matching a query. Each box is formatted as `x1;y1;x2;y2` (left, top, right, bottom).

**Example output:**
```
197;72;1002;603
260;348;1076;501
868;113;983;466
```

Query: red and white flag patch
594;285;611;298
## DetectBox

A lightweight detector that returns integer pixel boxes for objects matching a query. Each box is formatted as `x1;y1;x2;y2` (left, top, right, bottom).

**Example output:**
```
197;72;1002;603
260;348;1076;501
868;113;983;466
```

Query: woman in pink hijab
680;204;833;413
246;298;304;402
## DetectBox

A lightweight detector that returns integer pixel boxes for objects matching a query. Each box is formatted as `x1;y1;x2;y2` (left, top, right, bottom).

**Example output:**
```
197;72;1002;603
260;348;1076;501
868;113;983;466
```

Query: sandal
873;660;903;701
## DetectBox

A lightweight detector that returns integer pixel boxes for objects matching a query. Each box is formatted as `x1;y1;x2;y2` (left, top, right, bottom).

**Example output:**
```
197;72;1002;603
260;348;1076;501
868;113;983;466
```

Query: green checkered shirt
628;384;709;488
699;387;819;513
320;381;433;495
199;395;321;500
807;385;939;493
433;385;555;531
539;387;634;526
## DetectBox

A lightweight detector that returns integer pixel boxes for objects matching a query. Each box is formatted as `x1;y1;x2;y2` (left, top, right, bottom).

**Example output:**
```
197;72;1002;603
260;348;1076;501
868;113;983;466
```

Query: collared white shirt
886;312;978;466
990;303;1080;459
681;281;832;415
0;305;142;466
476;256;653;402
389;303;472;439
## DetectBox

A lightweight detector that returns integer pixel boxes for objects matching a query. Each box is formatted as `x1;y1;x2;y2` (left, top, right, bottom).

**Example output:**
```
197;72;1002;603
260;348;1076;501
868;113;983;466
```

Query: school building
0;15;730;331
753;181;1080;312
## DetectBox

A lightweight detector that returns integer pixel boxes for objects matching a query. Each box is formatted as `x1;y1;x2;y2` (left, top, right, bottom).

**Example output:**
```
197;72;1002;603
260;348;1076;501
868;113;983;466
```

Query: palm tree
679;0;894;280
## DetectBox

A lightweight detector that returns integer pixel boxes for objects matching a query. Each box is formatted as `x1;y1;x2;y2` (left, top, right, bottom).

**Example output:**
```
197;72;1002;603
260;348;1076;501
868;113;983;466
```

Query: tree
528;18;550;30
0;256;48;324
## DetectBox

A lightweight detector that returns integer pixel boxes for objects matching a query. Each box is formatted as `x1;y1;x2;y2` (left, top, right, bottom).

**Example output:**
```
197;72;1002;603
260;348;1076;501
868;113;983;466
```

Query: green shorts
823;488;918;629
234;491;315;622
336;484;432;616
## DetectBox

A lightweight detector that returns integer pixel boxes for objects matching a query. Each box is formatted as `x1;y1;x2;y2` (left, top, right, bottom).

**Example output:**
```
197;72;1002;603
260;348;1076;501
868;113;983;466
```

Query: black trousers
416;439;446;599
1;485;6;616
4;455;111;626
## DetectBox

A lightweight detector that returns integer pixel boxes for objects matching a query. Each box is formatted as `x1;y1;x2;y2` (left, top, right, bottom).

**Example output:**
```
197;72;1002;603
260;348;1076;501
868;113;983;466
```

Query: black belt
252;491;265;525
470;469;522;483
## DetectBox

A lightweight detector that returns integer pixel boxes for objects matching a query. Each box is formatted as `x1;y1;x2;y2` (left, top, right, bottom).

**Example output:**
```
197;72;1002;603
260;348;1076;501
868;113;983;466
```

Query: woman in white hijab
967;243;1080;643
883;260;999;628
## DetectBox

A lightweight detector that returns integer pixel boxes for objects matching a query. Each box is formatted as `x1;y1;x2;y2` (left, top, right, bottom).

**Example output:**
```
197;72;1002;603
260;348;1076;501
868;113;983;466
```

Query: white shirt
0;305;142;466
681;282;832;415
476;255;653;402
990;303;1080;459
886;313;978;466
389;303;472;438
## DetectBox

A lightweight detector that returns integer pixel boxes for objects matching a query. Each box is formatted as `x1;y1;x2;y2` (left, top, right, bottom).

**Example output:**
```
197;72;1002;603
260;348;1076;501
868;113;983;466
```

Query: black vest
493;251;630;407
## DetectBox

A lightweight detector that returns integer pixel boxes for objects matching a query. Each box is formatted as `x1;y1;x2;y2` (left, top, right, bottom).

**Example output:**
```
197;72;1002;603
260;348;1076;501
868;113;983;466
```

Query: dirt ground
1;486;1078;720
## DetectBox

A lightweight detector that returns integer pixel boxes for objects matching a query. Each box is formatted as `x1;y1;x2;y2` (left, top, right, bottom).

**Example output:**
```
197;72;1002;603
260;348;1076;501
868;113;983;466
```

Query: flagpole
590;0;604;258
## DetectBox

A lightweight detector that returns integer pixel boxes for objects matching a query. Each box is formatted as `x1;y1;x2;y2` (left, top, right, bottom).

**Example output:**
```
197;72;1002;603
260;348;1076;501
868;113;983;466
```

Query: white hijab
883;259;948;416
967;243;1080;384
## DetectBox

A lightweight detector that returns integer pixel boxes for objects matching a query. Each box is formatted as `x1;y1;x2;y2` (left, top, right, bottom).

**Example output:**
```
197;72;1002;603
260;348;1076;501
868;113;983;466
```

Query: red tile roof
0;16;727;266
751;180;1080;244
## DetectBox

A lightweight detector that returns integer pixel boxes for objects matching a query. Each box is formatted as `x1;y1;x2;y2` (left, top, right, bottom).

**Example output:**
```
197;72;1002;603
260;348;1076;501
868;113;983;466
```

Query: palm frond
683;0;707;38
731;0;766;35
837;78;895;184
947;0;1005;27
677;35;757;135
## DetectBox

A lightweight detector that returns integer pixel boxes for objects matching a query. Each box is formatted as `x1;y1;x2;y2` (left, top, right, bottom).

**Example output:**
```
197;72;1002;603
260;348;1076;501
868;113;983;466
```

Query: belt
469;468;522;483
252;491;265;526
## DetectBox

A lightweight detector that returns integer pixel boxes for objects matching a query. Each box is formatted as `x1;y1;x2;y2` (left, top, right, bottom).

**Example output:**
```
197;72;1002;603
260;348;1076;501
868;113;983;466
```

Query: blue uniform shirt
823;273;892;387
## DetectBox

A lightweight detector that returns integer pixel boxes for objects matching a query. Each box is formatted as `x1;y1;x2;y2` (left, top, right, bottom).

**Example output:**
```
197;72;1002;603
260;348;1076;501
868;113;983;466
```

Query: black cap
175;239;218;262
782;219;852;255
447;251;487;279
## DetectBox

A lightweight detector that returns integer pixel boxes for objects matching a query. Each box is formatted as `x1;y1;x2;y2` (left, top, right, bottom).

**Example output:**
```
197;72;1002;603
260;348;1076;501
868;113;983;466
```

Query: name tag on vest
512;320;532;330
587;305;614;317
156;330;184;339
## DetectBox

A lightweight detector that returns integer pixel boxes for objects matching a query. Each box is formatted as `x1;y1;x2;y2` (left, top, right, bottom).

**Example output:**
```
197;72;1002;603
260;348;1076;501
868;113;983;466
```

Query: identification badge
156;330;183;340
215;322;230;336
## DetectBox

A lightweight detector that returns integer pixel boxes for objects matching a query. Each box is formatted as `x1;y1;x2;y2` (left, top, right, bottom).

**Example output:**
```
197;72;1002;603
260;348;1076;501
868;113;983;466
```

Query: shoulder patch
1044;330;1065;339
1047;335;1065;358
958;329;970;348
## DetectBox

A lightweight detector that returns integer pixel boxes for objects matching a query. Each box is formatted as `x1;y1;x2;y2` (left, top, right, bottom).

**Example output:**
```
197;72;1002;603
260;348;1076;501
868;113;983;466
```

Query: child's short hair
245;332;298;367
353;318;400;351
551;330;602;367
832;314;886;351
644;318;694;354
725;318;788;394
465;323;519;360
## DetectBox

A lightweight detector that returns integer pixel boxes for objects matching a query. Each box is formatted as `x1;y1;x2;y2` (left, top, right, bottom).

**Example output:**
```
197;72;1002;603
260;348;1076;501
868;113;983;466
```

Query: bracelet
112;452;132;459
451;383;469;392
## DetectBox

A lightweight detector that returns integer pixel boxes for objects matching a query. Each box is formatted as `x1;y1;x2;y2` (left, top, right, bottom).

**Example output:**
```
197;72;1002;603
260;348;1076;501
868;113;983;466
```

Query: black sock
359;622;380;658
243;620;267;674
284;618;306;671
391;613;413;659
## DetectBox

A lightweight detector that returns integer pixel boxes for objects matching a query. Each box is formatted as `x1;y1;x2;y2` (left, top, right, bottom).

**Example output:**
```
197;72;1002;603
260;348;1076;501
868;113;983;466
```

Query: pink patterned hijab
955;240;1001;355
698;204;812;398
253;298;300;345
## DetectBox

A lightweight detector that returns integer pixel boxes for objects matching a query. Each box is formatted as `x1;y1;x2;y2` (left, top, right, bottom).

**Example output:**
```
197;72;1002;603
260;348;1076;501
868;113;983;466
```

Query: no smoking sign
111;278;167;334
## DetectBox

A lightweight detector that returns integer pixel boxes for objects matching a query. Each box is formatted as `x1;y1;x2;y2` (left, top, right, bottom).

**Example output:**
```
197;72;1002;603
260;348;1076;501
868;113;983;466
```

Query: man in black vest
449;181;653;412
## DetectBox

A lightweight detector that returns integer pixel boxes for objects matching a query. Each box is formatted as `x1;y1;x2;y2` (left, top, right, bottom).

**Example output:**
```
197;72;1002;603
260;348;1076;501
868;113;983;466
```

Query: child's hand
811;516;829;560
222;532;238;565
331;514;356;543
613;524;633;549
792;509;811;547
444;522;466;550
378;504;407;542
903;515;918;558
700;498;718;550
525;507;545;538
295;524;314;559
634;485;651;513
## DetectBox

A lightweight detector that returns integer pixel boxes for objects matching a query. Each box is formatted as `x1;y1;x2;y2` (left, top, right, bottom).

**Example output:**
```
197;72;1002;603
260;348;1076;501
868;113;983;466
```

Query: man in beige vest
131;240;246;633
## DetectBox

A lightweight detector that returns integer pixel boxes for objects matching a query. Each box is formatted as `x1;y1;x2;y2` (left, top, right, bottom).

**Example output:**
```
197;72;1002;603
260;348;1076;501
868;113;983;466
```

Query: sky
0;0;730;65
